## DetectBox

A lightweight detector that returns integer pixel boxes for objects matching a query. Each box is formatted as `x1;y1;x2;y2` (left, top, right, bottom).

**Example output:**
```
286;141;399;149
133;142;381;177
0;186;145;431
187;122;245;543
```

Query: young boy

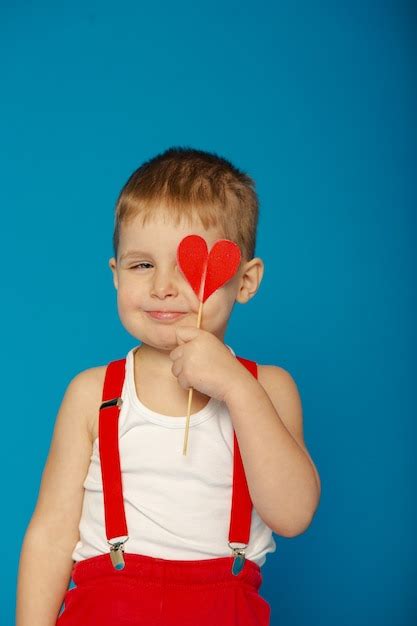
16;147;321;626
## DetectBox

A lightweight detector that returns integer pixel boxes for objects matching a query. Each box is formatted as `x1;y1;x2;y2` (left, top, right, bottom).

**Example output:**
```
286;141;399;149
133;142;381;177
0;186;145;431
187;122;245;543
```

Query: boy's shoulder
69;365;108;443
256;363;292;387
256;363;304;442
71;364;107;394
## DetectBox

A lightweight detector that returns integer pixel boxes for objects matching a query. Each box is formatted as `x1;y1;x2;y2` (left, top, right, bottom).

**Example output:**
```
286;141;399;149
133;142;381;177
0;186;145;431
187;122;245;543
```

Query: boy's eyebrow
119;250;154;261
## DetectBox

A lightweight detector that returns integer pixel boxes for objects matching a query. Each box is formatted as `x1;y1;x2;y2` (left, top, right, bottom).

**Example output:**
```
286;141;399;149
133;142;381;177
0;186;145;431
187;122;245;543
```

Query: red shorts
56;552;271;626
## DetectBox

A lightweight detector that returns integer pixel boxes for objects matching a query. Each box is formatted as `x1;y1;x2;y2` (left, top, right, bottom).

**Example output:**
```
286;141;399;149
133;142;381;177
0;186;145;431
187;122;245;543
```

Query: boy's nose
150;268;180;298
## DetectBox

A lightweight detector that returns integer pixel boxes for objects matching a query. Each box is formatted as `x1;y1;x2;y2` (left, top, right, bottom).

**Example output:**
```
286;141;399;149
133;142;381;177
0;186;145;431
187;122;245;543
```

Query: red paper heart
177;235;242;302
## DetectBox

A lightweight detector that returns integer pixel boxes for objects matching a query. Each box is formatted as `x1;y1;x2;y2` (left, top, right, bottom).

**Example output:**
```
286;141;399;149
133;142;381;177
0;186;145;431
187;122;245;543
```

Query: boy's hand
169;326;247;403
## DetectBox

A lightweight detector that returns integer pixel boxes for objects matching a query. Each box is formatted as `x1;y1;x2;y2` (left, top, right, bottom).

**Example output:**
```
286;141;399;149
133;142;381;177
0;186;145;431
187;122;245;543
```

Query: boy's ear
235;257;264;304
108;257;118;290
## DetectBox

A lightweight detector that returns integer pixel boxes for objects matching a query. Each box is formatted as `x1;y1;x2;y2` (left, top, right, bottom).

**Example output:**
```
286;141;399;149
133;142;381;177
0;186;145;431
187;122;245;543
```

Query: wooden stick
182;299;204;455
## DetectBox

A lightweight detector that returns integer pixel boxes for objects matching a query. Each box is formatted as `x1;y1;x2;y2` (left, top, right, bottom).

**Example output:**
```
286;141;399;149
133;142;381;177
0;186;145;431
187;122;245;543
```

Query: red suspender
228;357;258;574
228;357;257;543
98;354;258;575
98;359;129;568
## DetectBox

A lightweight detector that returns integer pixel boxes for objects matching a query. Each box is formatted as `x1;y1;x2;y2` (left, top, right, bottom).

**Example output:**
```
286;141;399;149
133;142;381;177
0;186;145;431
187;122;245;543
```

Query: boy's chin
135;337;178;352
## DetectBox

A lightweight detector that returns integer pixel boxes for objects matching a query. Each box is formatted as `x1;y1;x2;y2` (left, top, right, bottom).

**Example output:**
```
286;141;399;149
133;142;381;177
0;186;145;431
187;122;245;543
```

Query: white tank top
71;344;277;567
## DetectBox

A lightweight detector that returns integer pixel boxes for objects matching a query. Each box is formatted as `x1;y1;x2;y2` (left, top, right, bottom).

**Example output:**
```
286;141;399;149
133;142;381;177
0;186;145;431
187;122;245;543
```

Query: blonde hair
112;146;259;263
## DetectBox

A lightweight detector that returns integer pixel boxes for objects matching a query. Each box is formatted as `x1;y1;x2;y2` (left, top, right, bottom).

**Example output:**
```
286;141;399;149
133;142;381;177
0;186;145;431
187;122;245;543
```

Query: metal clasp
228;541;247;576
100;397;123;410
107;536;129;570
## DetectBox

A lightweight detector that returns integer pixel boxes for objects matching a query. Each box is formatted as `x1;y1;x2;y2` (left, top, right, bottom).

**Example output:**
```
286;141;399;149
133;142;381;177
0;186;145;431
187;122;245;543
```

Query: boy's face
109;211;263;352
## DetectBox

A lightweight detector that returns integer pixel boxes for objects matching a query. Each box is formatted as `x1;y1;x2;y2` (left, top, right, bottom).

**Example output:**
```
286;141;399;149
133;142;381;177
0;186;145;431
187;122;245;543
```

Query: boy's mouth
145;310;187;321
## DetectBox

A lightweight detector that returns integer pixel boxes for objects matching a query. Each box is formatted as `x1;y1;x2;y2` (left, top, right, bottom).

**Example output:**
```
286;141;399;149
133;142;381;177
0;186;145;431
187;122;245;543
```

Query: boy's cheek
199;296;234;328
116;282;143;303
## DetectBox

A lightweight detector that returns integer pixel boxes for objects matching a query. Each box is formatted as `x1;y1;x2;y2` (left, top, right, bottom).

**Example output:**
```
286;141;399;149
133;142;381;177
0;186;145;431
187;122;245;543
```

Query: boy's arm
224;363;321;537
16;367;104;626
258;365;321;494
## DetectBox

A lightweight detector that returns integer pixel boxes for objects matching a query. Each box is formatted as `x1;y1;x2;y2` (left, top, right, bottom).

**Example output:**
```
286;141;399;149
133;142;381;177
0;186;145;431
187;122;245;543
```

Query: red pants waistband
71;552;262;590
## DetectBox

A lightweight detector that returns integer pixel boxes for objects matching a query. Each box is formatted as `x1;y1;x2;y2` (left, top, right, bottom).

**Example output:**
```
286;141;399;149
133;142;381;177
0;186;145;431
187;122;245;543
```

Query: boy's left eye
131;263;153;270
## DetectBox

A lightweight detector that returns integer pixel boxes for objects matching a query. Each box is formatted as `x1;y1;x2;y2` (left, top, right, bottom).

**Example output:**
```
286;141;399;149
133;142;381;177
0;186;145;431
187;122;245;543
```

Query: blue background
3;2;415;625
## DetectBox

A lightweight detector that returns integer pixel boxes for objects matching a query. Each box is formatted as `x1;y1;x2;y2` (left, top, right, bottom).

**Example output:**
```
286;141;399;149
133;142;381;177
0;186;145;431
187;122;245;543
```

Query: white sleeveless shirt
71;344;277;567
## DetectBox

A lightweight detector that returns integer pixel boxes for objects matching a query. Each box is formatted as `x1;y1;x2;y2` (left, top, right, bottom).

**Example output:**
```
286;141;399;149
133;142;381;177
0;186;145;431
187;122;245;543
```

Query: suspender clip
228;541;247;576
100;397;123;410
107;536;129;570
